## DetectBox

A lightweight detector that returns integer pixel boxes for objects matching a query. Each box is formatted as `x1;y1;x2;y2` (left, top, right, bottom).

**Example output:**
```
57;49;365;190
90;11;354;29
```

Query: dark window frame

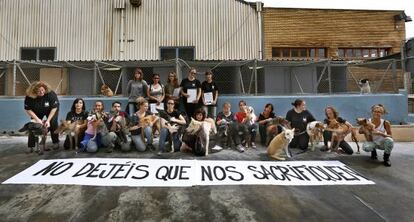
271;47;327;58
160;46;195;61
20;47;56;61
337;47;390;59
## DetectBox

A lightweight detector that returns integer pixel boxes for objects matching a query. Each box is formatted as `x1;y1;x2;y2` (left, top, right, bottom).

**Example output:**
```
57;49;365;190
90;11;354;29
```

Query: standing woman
126;68;148;116
24;81;60;151
285;99;316;152
201;70;219;119
129;97;158;152
64;98;88;149
361;104;393;167
147;73;165;107
164;71;180;108
180;67;201;119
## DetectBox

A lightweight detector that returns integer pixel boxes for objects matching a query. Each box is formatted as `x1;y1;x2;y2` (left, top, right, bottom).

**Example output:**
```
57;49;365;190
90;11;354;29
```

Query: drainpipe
12;60;16;96
256;2;263;60
119;8;125;60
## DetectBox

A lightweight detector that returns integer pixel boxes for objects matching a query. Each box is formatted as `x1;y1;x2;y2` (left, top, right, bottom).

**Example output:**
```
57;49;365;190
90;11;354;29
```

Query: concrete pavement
0;136;413;222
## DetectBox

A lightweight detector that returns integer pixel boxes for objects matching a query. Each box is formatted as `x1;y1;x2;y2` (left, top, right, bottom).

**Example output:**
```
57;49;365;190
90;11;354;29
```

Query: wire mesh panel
0;69;6;95
15;68;40;96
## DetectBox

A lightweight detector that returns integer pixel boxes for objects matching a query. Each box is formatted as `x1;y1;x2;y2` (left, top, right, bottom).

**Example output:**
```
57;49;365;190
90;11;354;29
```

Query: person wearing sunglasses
147;73;165;107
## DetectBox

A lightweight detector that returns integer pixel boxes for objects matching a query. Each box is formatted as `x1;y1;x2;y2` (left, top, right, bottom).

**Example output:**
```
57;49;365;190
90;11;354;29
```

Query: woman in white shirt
361;104;393;167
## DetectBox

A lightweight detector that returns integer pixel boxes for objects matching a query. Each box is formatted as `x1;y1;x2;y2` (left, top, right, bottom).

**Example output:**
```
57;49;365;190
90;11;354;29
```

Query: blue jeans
80;133;102;153
159;128;182;152
130;126;152;152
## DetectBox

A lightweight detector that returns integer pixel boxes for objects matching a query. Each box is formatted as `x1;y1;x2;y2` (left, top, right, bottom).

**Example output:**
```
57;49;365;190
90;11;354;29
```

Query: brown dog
55;120;84;150
306;121;325;151
101;84;114;97
356;118;375;142
267;128;295;160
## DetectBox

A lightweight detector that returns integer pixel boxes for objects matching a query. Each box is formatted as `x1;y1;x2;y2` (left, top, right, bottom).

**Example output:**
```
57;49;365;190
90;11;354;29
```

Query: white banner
2;159;374;187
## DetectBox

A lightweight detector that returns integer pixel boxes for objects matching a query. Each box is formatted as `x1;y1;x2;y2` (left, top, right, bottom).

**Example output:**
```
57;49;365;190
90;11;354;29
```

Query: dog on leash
267;128;295;160
55;120;84;151
358;79;371;94
306;121;325;151
101;84;114;97
19;121;48;155
183;117;217;156
326;119;349;152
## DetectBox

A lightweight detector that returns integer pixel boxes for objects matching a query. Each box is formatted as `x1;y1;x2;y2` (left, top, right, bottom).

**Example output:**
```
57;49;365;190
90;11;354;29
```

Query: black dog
19;122;48;155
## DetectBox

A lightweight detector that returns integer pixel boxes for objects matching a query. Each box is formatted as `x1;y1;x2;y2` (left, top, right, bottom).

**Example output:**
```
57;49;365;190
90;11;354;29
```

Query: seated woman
180;108;215;156
257;103;284;146
129;97;158;152
234;100;258;149
64;98;88;149
361;104;393;167
286;99;315;152
158;98;187;155
215;102;235;149
80;100;107;153
322;106;354;155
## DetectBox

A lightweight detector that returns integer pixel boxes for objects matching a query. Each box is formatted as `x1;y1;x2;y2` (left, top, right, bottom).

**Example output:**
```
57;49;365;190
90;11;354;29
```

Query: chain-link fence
0;58;406;97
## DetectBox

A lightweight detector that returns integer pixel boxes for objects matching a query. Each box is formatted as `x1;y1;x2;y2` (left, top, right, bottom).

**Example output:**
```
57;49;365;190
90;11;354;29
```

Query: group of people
22;68;394;167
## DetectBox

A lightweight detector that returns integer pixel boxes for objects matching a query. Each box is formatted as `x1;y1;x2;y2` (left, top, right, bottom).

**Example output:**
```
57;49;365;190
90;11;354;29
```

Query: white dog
267;128;295;160
359;79;371;94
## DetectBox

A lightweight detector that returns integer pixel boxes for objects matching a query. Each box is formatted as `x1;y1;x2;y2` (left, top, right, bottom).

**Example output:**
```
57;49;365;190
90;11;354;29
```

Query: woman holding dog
158;98;186;155
257;103;284;146
323;106;354;155
63;98;88;150
234;100;258;150
361;104;393;167
24;81;60;152
286;99;315;152
126;68;148;116
80;100;107;152
129;97;158;152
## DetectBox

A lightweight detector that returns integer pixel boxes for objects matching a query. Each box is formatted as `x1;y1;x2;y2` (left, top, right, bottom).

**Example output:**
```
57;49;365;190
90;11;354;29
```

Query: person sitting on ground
157;99;187;155
285;99;315;153
129;97;158;152
322;106;354;155
63;98;88;150
24;81;60;152
257;103;283;146
361;104;394;167
105;101;130;153
234;100;258;149
215;102;235;149
80;100;108;153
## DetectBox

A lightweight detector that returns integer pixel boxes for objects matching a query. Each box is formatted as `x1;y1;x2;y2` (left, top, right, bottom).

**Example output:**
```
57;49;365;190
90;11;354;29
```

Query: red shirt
234;111;246;123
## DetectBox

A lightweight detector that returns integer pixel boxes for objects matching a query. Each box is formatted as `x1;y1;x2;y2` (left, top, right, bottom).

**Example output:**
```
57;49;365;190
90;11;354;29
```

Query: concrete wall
0;91;409;132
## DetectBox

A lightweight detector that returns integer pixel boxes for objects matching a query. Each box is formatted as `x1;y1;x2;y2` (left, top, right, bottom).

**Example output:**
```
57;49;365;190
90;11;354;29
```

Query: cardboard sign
2;159;374;187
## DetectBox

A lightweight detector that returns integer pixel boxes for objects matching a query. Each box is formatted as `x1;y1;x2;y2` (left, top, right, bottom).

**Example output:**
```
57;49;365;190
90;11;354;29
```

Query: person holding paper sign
201;70;219;119
164;71;180;109
180;68;201;119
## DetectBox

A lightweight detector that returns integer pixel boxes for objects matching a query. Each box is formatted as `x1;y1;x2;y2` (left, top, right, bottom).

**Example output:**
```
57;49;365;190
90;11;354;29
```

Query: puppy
358;79;371;94
101;84;114;97
55;120;83;151
306;121;325;151
267;128;295;160
356;118;375;142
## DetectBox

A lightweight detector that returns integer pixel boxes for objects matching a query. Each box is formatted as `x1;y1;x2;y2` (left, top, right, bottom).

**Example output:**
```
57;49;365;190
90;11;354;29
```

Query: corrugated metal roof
0;0;260;61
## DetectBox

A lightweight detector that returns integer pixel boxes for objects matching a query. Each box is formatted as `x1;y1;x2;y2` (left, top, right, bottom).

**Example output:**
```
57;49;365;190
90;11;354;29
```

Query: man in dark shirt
24;81;60;150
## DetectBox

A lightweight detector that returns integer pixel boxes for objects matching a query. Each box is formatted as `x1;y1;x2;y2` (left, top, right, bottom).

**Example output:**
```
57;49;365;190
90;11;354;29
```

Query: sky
248;0;414;39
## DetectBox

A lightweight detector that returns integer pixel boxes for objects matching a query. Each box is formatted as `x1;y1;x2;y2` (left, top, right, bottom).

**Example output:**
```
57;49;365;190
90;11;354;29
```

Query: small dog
356;118;375;142
267;128;295;160
306;121;325;151
101;84;114;97
19;121;48;155
55;120;84;151
326;119;348;152
358;79;371;94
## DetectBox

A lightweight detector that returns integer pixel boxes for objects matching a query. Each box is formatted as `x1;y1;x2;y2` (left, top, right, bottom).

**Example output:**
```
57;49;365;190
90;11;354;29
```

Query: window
271;47;326;58
337;48;390;59
160;47;195;60
21;48;56;61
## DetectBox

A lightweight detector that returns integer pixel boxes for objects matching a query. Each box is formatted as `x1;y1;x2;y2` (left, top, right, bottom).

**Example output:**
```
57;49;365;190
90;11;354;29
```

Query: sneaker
157;151;163;156
251;142;257;149
236;144;245;153
52;143;59;150
212;145;223;151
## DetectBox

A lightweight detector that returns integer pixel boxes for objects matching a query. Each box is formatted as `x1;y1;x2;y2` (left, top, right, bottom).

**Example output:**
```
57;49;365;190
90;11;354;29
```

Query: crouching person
158;99;186;155
80;100;107;153
103;101;130;152
129;97;157;152
361;104;394;167
215;102;235;149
